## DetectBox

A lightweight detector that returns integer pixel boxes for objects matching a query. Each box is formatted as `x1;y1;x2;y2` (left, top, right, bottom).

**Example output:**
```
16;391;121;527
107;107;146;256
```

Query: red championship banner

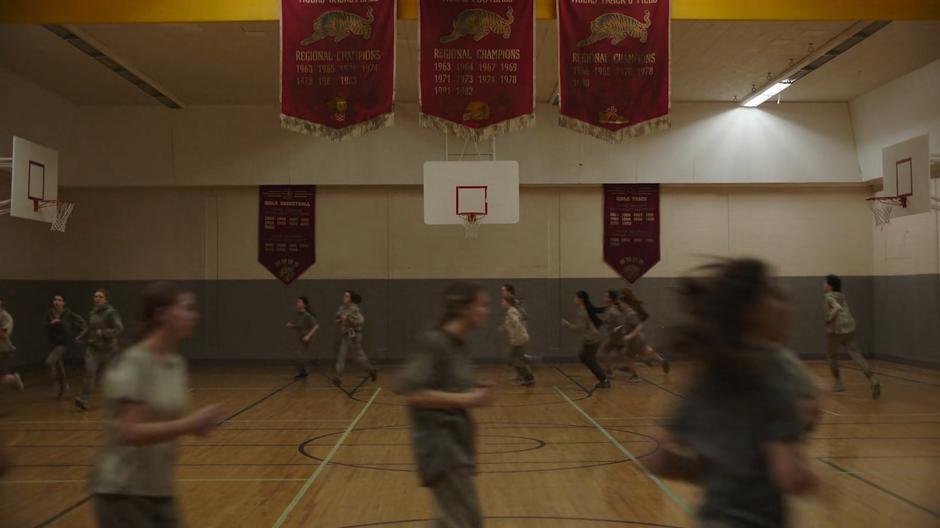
259;185;317;285
280;0;395;140
419;0;535;139
559;0;670;142
603;184;660;283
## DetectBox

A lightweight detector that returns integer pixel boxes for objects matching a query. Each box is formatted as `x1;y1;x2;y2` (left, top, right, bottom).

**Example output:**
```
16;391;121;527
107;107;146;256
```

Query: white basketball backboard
10;136;59;223
423;161;520;225
882;134;929;218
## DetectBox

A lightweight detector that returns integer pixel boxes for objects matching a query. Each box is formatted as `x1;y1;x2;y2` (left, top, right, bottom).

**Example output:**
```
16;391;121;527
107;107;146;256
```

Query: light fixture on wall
43;25;185;109
741;20;889;108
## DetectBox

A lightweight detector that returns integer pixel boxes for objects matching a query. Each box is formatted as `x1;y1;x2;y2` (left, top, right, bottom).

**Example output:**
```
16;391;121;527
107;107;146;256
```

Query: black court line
553;366;592;396
26;377;300;527
346;375;371;398
336;516;682;527
844;365;940;387
221;378;298;422
32;495;91;528
818;458;940;519
826;455;940;459
638;375;684;398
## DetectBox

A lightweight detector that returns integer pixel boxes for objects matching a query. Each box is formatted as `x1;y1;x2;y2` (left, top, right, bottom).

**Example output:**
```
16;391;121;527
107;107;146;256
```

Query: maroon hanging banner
280;0;395;140
603;184;660;283
559;0;670;143
419;0;535;139
259;185;317;285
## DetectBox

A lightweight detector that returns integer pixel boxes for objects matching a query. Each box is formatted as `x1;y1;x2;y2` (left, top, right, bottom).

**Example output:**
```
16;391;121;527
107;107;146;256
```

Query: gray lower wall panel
2;275;919;368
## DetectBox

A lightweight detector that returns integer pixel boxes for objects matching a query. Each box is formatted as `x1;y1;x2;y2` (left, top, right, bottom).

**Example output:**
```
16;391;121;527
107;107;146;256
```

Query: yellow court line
554;386;692;516
272;387;381;528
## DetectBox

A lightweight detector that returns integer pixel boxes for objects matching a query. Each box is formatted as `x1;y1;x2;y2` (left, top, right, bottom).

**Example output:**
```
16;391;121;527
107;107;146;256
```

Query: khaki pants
335;335;373;379
508;345;533;380
826;332;873;379
46;345;68;389
80;347;117;400
429;467;482;528
93;494;180;528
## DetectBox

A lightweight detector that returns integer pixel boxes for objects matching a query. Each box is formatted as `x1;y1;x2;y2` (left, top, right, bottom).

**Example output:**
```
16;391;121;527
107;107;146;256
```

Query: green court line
554;385;693;516
272;387;382;528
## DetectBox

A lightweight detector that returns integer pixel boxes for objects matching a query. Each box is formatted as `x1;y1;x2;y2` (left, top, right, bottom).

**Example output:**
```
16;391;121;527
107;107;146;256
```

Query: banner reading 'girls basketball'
603;184;660;283
419;0;535;139
259;186;317;285
559;0;670;142
280;0;395;140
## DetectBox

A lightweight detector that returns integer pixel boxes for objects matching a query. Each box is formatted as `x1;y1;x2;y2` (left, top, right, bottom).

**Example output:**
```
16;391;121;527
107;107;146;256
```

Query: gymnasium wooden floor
1;360;938;527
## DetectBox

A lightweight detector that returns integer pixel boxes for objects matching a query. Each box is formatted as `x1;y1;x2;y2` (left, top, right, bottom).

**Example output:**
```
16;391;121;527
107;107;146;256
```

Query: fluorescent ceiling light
742;81;791;107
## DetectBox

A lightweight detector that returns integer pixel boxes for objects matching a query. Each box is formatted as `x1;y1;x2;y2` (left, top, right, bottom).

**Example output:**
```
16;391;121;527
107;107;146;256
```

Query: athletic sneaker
294;372;308;379
626;375;641;384
74;397;88;411
871;379;881;400
833;379;845;392
593;380;611;389
519;377;535;387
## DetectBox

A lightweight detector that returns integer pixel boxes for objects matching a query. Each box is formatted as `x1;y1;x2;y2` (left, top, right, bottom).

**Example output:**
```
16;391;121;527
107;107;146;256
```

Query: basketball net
866;196;900;228
459;213;482;238
36;199;76;233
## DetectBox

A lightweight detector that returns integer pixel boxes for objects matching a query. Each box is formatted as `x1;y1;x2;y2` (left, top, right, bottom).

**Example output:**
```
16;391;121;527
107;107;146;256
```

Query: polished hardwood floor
1;359;938;527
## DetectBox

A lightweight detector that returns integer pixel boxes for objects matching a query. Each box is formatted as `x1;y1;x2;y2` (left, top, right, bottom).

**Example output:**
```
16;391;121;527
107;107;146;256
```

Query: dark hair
576;291;603;329
671;258;773;390
620;287;650;322
137;281;185;339
606;290;619;305
825;274;842;292
297;296;316;317
503;295;518;308
441;282;485;325
351;292;362;305
501;284;516;295
95;288;109;300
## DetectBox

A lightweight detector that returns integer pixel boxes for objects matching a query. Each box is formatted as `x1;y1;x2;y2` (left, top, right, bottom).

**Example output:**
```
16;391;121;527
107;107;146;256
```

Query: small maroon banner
259;186;316;285
559;0;670;142
280;0;395;140
419;0;535;139
603;184;660;283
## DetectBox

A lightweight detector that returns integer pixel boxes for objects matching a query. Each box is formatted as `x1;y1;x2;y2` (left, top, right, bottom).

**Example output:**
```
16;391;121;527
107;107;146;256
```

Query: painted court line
4;478;311;485
554;386;692;516
272;387;381;528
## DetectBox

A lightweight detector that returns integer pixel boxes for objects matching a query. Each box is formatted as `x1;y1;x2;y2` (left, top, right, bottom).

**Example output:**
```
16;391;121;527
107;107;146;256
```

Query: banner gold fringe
558;114;670;143
419;112;535;141
280;111;394;141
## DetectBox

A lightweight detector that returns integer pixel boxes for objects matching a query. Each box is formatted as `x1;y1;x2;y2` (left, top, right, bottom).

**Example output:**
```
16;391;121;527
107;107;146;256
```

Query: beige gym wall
0;184;873;280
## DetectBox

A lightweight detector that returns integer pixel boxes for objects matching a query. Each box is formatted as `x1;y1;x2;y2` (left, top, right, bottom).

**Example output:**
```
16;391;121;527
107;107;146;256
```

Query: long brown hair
670;258;772;390
619;287;649;321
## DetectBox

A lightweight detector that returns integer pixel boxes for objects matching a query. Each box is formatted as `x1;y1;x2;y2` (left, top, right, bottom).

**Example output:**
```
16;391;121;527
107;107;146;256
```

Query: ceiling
0;19;938;106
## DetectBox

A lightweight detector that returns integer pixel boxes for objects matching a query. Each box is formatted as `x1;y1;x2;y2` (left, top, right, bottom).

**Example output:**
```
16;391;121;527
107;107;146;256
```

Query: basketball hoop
33;199;76;232
458;213;483;238
866;195;904;227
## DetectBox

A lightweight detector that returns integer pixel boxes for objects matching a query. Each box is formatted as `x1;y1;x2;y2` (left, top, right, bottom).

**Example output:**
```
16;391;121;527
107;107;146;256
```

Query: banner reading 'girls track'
559;0;670;142
280;0;395;140
419;0;535;139
603;184;660;283
258;186;317;285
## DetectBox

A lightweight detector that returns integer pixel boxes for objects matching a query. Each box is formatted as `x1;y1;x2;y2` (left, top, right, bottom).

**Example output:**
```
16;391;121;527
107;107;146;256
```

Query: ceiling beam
1;0;938;23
